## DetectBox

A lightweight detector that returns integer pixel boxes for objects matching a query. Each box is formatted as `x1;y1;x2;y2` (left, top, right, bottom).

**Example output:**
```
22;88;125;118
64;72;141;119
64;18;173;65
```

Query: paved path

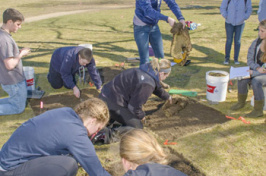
25;4;134;23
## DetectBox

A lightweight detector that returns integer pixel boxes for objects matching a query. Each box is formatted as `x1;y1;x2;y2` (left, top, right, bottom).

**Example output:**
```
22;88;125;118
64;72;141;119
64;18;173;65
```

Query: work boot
230;94;247;110
160;81;170;89
245;100;264;117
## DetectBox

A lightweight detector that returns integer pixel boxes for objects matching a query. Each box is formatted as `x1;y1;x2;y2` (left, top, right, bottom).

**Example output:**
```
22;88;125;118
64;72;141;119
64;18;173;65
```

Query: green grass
1;0;266;176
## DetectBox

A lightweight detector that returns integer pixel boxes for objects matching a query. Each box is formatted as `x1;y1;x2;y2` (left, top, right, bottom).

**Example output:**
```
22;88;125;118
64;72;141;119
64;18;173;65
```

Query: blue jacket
50;46;102;89
0;107;110;176
101;63;169;119
135;0;184;25
220;0;252;26
124;163;187;176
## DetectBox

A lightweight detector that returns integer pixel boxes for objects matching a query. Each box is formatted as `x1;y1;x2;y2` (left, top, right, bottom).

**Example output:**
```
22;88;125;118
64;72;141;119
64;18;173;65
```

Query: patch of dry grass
1;0;265;176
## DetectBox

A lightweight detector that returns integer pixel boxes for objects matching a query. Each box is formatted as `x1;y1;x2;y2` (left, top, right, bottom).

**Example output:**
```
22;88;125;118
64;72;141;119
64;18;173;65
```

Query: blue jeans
0;80;27;115
134;24;164;65
238;74;266;100
225;22;245;62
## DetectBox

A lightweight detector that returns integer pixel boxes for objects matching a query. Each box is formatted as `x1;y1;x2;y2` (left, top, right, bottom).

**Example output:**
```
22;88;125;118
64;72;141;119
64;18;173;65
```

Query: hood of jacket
139;63;161;88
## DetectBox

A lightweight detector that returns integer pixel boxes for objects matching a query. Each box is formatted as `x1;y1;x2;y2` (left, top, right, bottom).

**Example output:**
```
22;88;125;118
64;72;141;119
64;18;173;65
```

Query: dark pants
0;155;78;176
99;93;143;129
47;64;75;89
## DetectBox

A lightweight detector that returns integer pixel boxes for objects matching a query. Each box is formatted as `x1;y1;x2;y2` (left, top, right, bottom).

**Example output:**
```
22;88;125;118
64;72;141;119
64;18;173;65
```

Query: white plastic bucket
78;43;93;51
250;87;266;110
23;66;35;91
206;70;229;102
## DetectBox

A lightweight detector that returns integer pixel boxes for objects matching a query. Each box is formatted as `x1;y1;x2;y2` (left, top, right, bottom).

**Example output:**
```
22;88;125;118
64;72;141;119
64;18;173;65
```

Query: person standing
258;0;266;22
0;8;31;115
134;0;186;65
0;98;111;176
220;0;252;65
47;46;102;98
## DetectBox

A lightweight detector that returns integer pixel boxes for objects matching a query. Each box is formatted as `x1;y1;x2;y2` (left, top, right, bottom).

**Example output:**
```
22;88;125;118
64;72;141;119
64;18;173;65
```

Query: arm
60;55;76;89
247;39;260;71
164;0;185;21
244;0;252;20
220;0;229;19
68;134;111;176
128;83;154;119
153;87;170;100
87;58;102;90
3;48;30;70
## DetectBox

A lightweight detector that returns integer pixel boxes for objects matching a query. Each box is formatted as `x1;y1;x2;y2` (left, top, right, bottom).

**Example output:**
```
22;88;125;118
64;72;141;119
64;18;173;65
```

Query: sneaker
234;61;240;65
223;61;229;65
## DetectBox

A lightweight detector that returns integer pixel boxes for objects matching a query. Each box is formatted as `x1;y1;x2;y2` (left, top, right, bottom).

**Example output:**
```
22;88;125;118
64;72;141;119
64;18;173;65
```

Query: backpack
226;0;247;11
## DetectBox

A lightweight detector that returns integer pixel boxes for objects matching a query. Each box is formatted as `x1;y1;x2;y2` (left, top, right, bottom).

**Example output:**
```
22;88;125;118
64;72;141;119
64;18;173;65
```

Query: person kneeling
0;98;111;176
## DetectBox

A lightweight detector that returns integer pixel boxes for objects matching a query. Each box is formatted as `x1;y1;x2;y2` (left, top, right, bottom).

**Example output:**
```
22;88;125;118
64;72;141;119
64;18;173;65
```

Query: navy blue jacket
0;107;110;176
124;163;187;176
50;46;102;89
135;0;184;25
101;63;169;119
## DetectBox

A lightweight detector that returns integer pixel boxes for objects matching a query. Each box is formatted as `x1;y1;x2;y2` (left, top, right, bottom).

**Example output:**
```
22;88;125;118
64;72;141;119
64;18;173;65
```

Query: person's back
101;67;156;108
0;107;88;170
124;163;186;176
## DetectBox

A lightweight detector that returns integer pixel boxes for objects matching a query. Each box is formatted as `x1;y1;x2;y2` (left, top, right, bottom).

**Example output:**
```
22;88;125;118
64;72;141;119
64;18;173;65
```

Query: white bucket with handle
206;70;229;102
23;66;35;91
78;43;93;51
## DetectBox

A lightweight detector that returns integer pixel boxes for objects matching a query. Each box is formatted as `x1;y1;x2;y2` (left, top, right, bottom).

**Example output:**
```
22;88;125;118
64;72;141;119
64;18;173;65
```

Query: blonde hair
74;98;109;125
120;129;167;165
150;58;171;75
259;20;266;63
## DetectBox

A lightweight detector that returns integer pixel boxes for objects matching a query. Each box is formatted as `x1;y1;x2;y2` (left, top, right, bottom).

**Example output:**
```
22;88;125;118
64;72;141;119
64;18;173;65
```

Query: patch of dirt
30;88;99;116
29;66;229;176
144;96;229;141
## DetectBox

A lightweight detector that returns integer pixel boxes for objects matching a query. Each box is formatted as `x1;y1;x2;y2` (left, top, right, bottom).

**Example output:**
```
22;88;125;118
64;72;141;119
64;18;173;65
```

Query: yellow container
173;52;187;63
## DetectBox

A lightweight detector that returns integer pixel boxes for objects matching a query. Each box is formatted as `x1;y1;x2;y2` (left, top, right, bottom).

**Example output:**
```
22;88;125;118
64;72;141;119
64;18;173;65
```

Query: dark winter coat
101;63;169;119
50;46;102;89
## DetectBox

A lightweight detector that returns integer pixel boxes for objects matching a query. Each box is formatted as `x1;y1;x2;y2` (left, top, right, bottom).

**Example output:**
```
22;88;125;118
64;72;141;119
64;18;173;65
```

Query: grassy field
1;0;266;176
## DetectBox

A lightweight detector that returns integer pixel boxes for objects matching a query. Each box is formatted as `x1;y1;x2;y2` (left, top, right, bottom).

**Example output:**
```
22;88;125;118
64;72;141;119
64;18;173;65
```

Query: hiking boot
245;100;264;117
231;94;247;110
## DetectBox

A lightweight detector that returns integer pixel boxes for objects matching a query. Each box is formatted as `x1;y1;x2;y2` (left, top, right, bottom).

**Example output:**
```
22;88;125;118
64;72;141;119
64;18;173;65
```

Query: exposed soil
29;66;229;176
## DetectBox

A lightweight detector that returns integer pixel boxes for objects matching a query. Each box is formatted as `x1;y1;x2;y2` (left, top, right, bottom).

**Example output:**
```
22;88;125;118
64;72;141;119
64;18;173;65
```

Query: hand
98;86;102;92
141;117;146;124
73;86;80;98
248;70;253;75
167;17;176;27
179;19;186;29
20;48;31;57
257;67;266;74
168;96;172;104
